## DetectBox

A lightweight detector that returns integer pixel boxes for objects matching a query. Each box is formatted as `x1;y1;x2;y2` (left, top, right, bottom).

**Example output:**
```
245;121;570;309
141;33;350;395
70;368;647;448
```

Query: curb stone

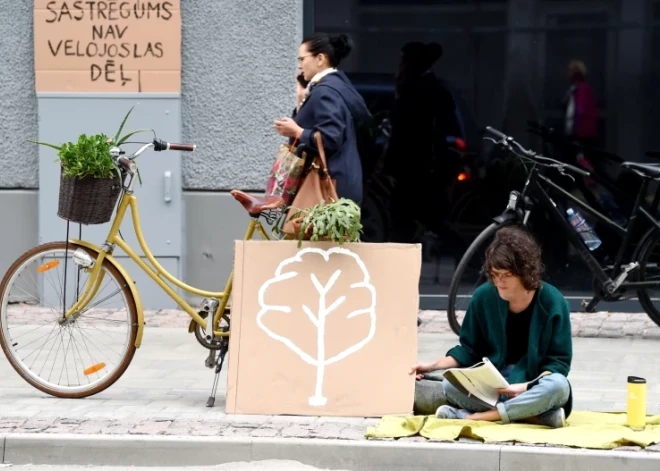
2;433;660;471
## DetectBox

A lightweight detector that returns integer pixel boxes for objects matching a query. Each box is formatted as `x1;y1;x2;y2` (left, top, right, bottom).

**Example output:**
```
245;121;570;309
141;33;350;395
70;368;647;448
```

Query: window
307;0;654;312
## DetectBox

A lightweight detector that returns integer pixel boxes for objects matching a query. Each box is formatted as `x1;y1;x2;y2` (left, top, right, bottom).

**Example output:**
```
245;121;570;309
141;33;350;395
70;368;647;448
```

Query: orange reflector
457;172;469;181
37;260;60;273
83;362;106;376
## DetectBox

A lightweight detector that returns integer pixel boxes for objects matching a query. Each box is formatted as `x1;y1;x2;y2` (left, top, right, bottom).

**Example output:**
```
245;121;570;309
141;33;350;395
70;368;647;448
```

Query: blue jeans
413;366;571;423
442;372;570;424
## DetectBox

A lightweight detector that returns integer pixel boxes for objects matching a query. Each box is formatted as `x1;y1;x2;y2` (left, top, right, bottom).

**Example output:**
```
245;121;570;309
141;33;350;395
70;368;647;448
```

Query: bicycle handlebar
153;138;196;152
484;126;590;178
485;126;508;142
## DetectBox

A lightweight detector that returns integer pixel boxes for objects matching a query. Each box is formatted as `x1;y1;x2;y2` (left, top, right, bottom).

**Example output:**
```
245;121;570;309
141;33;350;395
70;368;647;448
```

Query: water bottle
627;376;647;431
566;208;602;251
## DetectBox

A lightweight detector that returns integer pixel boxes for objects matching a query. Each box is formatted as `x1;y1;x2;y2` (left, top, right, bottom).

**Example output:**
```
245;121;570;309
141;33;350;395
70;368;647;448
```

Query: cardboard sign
226;241;421;417
34;1;181;92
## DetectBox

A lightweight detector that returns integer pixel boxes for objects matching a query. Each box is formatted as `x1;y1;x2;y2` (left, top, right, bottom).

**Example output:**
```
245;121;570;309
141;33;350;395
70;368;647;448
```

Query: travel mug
627;376;647;431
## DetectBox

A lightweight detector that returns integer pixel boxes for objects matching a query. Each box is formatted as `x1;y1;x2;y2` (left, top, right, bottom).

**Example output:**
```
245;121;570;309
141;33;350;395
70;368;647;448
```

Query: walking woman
274;33;371;206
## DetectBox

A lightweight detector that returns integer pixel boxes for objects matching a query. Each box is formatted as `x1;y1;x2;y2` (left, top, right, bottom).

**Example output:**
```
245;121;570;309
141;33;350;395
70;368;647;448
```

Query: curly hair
484;226;544;291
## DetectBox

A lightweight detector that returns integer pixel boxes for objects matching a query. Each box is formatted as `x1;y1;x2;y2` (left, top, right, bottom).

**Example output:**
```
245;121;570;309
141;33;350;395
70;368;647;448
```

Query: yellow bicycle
0;137;284;406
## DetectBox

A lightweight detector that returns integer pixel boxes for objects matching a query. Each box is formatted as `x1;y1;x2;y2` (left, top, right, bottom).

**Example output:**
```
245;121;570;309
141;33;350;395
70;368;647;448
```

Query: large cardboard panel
226;240;421;417
34;1;181;92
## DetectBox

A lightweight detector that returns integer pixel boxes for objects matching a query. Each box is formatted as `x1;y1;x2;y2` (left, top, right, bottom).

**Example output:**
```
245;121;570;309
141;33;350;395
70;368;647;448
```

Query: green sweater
446;281;573;413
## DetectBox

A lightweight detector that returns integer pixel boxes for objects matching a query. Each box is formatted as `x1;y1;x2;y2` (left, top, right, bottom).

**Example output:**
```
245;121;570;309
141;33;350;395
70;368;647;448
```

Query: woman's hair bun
329;34;353;61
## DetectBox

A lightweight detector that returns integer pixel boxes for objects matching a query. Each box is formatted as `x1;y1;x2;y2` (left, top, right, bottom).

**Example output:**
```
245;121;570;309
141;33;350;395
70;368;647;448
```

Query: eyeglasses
297;54;312;63
489;271;515;282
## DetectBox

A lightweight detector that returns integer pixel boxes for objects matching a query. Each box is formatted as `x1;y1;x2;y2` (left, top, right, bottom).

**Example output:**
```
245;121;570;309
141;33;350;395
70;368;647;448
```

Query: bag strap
313;132;330;175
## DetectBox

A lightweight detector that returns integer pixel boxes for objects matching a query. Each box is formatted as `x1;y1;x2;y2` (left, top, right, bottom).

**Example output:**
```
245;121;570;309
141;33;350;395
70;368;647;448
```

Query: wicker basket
57;169;122;225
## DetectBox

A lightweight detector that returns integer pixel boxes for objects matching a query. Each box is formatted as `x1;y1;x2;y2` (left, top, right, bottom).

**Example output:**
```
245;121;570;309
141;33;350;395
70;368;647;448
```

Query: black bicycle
447;126;660;335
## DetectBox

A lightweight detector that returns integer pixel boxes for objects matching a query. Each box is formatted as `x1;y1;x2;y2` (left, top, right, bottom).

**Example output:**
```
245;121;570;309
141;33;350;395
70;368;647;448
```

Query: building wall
0;0;302;300
0;0;302;190
180;0;303;191
0;0;39;189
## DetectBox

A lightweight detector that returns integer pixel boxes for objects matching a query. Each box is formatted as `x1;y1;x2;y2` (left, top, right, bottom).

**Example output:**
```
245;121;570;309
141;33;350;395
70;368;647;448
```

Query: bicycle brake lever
555;165;576;183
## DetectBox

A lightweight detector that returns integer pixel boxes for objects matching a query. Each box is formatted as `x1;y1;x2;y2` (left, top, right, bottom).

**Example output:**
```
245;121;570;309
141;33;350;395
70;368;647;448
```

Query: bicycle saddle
621;161;660;179
230;190;283;216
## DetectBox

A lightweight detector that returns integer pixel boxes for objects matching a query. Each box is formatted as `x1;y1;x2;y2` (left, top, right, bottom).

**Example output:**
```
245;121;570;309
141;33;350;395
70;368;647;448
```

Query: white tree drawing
257;247;377;406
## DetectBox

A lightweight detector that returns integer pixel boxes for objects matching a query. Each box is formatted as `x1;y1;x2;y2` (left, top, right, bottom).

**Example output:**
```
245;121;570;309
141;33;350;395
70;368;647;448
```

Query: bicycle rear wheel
0;242;138;398
635;231;660;328
447;220;517;335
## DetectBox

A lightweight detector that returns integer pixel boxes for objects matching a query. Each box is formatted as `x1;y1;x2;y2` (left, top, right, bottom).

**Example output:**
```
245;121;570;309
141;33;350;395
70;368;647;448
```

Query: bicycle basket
57;169;122;225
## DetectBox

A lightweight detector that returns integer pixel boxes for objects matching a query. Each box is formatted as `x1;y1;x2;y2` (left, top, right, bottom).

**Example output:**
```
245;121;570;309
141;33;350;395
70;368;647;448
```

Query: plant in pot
28;106;147;225
275;198;363;248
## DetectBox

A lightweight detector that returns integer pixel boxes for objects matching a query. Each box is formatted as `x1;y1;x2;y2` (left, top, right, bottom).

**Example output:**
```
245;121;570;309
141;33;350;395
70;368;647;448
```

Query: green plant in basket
28;106;148;180
26;106;149;225
275;198;363;248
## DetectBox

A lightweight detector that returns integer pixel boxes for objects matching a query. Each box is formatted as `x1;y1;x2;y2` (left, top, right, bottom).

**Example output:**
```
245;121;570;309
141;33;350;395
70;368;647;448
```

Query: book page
442;359;509;408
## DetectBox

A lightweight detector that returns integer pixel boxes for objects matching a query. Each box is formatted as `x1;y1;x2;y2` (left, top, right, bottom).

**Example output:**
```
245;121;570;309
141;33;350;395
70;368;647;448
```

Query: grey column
502;0;540;147
616;0;645;161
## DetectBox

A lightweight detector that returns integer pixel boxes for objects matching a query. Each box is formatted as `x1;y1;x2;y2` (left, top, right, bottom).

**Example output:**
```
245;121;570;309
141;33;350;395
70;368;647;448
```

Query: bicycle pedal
583;297;601;313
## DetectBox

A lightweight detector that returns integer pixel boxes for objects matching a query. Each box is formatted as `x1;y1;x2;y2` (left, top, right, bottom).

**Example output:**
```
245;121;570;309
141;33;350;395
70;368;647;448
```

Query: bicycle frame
519;166;660;291
62;191;272;339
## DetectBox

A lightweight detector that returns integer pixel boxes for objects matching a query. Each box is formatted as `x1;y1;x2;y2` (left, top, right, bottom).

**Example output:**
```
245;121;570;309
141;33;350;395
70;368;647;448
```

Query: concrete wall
180;0;303;191
0;0;39;189
0;0;302;302
0;0;301;190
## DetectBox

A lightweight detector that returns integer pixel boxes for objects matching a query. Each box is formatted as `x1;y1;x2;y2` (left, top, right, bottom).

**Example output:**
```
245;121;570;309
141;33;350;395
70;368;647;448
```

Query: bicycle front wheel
0;242;138;398
447;220;517;335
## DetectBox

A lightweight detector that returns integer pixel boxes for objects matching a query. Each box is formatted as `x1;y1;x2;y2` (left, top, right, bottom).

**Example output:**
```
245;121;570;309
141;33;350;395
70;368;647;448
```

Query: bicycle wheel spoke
0;243;137;397
73;324;125;359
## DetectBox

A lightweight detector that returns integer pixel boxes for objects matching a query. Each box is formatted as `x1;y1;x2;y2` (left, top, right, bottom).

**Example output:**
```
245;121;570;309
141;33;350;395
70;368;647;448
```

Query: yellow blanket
365;411;660;449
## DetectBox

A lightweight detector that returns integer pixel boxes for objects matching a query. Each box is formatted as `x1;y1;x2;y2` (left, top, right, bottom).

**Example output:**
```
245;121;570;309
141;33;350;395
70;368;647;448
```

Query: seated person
411;226;572;428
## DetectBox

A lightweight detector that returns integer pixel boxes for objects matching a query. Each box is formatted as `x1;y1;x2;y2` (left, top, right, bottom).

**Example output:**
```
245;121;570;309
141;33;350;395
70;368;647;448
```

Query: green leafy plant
275;198;363;248
27;106;149;180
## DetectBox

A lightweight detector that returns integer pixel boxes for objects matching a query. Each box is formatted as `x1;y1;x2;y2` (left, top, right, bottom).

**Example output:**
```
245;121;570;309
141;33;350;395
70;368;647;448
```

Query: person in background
273;32;371;206
564;59;598;147
410;226;573;429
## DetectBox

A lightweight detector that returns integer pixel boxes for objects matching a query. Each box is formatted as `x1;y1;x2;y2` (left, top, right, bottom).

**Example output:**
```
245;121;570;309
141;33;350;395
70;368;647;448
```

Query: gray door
37;93;183;309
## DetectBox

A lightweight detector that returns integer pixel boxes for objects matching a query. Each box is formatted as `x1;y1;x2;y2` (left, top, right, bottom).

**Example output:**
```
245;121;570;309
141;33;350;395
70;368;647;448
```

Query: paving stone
0;418;27;429
101;419;142;435
43;423;80;433
221;414;275;428
221;426;253;438
74;419;113;434
316;417;365;426
308;423;347;439
339;426;366;440
161;419;200;436
129;419;173;435
250;427;281;438
398;436;427;443
14;416;57;432
281;424;313;438
579;327;601;337
189;421;224;436
646;443;660;452
268;415;317;426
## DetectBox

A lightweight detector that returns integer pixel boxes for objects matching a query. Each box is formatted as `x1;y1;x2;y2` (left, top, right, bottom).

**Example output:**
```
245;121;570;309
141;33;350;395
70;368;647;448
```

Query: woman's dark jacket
292;71;371;205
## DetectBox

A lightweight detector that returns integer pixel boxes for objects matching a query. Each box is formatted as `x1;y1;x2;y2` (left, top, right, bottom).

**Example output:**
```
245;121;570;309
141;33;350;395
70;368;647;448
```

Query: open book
442;358;509;408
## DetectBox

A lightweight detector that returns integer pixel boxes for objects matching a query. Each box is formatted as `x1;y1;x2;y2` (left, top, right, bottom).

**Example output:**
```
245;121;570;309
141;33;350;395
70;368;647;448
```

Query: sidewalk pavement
140;309;660;339
0;317;659;470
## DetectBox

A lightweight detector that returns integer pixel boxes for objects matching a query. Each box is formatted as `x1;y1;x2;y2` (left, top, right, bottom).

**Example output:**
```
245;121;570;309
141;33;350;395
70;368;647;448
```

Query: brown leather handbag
281;131;339;238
